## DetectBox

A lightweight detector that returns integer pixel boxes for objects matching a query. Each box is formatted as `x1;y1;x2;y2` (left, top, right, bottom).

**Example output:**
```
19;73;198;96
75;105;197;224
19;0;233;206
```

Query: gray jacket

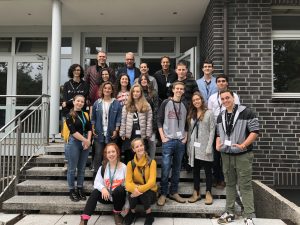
120;104;153;139
216;105;259;154
187;110;215;166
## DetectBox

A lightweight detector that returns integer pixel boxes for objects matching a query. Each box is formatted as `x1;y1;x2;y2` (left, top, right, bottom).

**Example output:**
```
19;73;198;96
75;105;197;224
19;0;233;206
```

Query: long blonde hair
125;83;150;113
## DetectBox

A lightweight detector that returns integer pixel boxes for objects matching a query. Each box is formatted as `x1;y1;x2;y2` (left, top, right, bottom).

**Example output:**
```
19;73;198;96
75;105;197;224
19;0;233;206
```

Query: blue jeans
160;139;185;195
67;136;90;190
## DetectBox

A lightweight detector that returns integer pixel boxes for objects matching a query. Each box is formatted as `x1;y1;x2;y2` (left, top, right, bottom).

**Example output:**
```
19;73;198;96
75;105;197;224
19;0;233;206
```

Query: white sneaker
244;218;254;225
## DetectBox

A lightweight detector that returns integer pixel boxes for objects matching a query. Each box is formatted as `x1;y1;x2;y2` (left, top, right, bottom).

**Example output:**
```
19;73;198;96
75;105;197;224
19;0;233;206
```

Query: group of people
62;51;259;225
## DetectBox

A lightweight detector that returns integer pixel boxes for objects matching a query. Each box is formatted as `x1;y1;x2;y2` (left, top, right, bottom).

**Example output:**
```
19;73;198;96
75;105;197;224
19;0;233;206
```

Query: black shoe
69;189;80;202
144;213;154;225
77;188;87;200
124;211;136;225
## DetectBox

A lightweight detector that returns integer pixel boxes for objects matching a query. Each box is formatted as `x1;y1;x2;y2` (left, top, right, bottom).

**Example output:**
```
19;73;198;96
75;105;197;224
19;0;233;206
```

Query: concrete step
0;213;22;225
2;196;235;215
33;155;92;164
11;215;288;225
17;180;226;196
24;167;194;180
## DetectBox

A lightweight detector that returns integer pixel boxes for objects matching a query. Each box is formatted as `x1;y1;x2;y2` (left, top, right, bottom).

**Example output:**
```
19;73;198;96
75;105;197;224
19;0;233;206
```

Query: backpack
61;111;89;143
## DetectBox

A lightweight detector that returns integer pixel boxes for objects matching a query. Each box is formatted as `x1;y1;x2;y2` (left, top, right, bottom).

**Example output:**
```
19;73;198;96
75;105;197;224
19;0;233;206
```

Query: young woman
90;69;114;106
62;64;89;117
79;143;127;225
124;138;157;225
65;95;92;202
187;92;215;205
137;74;159;159
91;81;122;177
115;73;131;107
120;83;152;164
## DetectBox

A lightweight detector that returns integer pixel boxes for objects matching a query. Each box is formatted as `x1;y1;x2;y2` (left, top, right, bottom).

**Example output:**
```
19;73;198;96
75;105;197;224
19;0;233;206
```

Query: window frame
272;30;300;99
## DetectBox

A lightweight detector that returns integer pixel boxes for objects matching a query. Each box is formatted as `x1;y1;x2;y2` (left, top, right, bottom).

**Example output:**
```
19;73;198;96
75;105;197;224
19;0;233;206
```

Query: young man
196;59;218;103
157;82;188;206
216;90;259;225
208;74;240;188
117;52;140;86
153;56;178;103
85;51;115;104
168;61;199;108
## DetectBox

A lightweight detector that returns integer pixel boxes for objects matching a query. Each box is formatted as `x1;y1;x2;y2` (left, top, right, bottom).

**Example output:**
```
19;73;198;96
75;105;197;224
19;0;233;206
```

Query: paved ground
0;214;287;225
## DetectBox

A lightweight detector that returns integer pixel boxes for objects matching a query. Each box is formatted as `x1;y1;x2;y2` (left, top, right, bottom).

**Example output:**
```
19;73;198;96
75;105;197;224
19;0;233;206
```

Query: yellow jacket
125;154;158;193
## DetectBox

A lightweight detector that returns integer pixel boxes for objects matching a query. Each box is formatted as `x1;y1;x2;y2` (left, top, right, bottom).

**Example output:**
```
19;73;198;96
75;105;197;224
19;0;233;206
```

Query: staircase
2;142;238;216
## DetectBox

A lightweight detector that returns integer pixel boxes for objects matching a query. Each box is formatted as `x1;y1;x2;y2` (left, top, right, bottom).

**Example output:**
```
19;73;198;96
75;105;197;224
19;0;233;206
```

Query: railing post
14;117;22;195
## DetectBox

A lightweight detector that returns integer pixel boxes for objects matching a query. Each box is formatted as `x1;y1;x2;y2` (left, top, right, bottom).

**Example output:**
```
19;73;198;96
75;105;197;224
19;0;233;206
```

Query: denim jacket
92;98;122;143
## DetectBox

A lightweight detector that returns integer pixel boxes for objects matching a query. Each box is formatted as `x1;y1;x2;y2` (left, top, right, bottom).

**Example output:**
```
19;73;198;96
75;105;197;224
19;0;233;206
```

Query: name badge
136;130;141;135
176;131;182;137
103;126;108;131
194;142;201;148
150;134;156;141
166;82;171;87
225;140;232;146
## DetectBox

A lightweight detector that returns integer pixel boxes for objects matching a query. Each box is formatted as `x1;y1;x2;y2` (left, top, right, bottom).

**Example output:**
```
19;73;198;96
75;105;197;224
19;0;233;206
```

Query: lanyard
70;80;82;92
225;105;237;137
77;111;86;134
172;100;181;127
217;92;222;111
108;161;118;194
205;80;211;95
191;117;201;138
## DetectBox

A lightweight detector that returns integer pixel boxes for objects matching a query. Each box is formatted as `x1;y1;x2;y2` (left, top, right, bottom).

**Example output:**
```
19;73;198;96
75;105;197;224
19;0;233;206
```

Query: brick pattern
200;0;300;188
272;0;300;5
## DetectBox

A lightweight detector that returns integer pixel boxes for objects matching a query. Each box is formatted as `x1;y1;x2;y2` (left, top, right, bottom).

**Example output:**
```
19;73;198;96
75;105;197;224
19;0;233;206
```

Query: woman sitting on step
124;138;157;225
79;143;127;225
65;94;92;202
187;92;215;205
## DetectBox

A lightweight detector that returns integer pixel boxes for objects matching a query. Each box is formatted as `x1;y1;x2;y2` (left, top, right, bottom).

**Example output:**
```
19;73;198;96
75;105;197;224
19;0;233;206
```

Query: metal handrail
0;94;50;132
0;94;50;200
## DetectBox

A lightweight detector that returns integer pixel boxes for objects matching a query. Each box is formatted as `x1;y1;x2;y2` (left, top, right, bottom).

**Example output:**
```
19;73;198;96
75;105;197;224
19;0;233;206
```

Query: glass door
0;56;12;130
177;47;197;79
12;56;48;118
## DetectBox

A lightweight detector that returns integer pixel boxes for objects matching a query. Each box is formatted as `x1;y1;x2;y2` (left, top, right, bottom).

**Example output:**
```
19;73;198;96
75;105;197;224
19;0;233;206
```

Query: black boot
77;188;87;200
69;189;80;202
124;211;136;225
144;212;154;225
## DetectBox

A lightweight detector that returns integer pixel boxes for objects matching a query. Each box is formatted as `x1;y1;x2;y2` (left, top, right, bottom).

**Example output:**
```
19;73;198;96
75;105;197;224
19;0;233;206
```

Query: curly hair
115;73;131;96
68;64;84;79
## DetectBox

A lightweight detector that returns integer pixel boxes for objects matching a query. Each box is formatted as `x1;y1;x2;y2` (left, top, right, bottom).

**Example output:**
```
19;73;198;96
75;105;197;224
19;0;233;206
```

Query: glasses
217;80;227;83
74;69;81;72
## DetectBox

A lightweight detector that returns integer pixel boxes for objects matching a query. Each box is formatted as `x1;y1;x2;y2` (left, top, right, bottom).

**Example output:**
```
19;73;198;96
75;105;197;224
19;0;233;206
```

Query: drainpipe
223;0;228;75
49;0;61;138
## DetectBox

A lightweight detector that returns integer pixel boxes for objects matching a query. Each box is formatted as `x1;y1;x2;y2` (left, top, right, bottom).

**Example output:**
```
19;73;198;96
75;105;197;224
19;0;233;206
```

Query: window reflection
0;62;8;105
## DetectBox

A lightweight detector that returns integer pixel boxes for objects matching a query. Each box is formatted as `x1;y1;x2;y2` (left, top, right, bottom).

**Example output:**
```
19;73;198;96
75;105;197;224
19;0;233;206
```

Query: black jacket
153;69;177;103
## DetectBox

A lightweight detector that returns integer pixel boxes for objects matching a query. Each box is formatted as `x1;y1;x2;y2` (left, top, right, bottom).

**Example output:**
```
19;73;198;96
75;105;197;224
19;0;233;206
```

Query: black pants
83;185;126;216
193;158;213;192
128;190;156;211
213;133;224;182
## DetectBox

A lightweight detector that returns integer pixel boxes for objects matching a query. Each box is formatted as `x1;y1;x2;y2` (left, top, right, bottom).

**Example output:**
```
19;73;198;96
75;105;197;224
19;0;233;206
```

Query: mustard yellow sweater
125;154;158;193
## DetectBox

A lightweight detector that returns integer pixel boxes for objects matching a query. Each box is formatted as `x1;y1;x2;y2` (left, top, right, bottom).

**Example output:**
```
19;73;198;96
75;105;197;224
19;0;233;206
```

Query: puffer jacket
120;103;153;139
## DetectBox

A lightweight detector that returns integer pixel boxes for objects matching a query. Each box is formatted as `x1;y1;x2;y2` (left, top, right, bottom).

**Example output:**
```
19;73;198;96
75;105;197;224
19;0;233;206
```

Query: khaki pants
221;151;254;218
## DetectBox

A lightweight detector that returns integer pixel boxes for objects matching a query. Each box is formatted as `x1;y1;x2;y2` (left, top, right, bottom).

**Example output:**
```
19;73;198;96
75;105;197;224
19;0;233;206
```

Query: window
0;38;12;52
61;37;72;55
15;37;47;53
85;37;102;55
107;37;138;53
180;37;197;53
143;37;175;53
273;39;300;94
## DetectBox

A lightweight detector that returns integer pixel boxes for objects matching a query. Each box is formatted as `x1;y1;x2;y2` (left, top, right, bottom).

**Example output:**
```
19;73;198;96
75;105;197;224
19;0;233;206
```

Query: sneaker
157;195;166;206
217;212;235;224
69;189;80;202
124;211;136;225
244;218;254;225
77;188;87;200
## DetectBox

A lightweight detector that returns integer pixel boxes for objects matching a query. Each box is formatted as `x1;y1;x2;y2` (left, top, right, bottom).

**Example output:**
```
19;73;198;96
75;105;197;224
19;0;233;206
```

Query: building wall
200;0;300;188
